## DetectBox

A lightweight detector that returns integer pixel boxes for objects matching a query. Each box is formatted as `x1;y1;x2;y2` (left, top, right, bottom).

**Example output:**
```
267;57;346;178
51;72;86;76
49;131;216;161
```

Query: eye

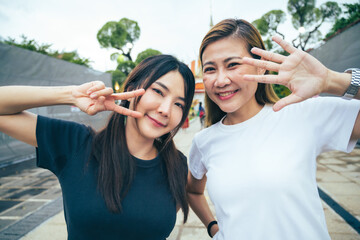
228;62;240;68
203;67;215;73
175;102;184;110
152;88;163;96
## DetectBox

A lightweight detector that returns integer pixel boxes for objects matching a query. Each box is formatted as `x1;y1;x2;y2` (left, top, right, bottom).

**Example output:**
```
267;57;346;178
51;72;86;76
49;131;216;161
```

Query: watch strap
343;68;360;99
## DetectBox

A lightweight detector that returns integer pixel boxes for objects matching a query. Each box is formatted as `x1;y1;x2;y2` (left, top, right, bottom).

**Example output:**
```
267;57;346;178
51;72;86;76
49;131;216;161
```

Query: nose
157;99;172;117
214;70;231;88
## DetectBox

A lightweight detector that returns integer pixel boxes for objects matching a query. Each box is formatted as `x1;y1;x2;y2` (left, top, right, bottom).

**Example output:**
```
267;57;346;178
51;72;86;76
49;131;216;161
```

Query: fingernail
90;93;97;98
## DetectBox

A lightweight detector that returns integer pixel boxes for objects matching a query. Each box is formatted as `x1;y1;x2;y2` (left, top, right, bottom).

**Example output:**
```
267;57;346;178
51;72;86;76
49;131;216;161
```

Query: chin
217;103;241;114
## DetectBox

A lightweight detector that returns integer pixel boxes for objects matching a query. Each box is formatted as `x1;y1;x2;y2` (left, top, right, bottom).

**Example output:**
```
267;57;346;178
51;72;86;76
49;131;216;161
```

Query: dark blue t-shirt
36;115;186;240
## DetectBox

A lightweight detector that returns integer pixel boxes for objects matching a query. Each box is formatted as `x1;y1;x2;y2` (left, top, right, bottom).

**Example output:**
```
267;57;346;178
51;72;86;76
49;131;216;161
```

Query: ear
257;57;266;75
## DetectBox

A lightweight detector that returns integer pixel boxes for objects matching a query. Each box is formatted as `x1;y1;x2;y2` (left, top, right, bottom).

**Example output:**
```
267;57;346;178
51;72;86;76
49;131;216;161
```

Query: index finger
272;36;297;54
111;89;145;100
112;105;143;118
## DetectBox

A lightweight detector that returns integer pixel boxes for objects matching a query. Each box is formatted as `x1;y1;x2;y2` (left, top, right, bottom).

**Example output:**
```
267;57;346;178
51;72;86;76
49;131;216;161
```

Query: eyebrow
154;82;185;102
203;56;242;67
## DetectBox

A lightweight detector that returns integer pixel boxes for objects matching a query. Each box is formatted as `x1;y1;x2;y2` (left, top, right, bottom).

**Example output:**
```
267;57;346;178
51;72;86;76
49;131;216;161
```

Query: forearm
324;70;360;100
187;192;216;227
0;86;76;115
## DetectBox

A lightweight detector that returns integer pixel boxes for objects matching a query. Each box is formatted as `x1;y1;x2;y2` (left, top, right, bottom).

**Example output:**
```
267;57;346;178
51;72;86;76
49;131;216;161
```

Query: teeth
218;91;236;97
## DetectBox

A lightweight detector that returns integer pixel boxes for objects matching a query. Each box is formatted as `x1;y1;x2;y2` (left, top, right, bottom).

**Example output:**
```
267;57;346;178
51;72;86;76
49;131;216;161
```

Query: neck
125;118;157;160
223;97;264;125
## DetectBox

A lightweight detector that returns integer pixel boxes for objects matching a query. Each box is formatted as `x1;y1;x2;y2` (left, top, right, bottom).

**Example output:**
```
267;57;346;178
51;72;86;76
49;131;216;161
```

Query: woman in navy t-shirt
0;55;195;239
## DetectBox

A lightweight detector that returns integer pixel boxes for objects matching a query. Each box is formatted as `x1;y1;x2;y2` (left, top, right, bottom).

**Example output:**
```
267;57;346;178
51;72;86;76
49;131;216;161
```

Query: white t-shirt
189;97;360;240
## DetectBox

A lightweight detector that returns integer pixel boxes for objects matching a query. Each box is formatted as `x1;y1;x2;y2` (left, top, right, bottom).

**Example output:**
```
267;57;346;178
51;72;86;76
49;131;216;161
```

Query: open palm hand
242;36;329;111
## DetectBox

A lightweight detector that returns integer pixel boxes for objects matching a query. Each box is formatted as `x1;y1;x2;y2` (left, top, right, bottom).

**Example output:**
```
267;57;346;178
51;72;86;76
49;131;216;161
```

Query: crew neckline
133;155;162;168
217;104;273;132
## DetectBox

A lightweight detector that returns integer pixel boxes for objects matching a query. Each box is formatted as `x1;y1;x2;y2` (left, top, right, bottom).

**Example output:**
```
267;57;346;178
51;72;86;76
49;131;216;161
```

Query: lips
216;90;239;100
146;114;166;127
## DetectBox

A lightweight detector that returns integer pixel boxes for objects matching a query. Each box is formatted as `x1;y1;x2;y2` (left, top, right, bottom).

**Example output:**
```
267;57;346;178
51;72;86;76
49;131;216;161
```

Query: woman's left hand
242;35;330;111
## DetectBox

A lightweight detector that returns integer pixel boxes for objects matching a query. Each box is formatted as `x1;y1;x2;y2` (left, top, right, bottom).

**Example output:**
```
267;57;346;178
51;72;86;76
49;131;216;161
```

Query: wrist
323;69;351;96
54;86;77;105
207;220;218;238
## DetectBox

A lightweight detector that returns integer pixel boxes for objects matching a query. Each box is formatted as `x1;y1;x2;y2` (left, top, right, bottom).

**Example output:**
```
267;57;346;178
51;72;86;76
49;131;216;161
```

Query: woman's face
202;37;263;114
129;70;186;141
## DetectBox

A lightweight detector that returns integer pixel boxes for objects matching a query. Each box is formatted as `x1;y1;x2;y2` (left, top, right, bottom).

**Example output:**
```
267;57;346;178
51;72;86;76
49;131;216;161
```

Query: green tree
325;3;360;39
135;48;162;65
253;0;341;51
97;18;162;91
97;18;140;62
2;35;91;67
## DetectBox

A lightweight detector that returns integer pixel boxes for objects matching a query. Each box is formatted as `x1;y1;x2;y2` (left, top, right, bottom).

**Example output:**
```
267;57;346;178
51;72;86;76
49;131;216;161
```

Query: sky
0;0;357;72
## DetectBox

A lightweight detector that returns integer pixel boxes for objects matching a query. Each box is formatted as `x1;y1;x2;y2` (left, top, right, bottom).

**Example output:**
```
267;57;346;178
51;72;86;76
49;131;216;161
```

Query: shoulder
37;115;93;134
283;96;359;114
36;115;94;147
194;122;219;140
177;150;188;166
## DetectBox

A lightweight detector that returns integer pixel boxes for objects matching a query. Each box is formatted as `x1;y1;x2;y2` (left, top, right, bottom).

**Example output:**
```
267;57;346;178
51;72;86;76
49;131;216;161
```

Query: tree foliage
97;18;162;91
2;35;91;67
135;48;162;65
97;18;140;62
253;0;341;51
325;3;360;39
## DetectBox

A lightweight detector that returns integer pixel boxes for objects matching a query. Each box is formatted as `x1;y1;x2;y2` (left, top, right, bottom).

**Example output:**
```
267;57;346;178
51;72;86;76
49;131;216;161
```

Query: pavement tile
4;178;44;188
319;158;347;164
2;201;44;217
180;226;210;240
333;195;360;216
167;225;180;240
318;182;360;196
6;188;47;200
316;171;351;182
0;200;22;213
341;172;360;184
323;202;359;235
32;188;62;200
329;233;360;240
20;212;67;240
326;164;360;172
340;156;360;163
0;219;16;232
0;188;20;198
33;177;59;188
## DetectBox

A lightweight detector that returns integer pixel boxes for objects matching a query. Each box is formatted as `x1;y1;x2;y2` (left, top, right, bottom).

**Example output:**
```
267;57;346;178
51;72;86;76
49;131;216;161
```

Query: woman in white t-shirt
187;18;360;240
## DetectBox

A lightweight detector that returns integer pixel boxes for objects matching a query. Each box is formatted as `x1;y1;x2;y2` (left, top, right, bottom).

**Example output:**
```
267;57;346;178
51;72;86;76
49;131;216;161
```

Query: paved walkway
0;117;359;239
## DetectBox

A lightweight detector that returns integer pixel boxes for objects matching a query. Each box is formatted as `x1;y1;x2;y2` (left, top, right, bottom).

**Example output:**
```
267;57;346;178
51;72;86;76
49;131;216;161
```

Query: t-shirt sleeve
36;115;92;176
188;137;207;180
177;150;188;183
308;97;360;154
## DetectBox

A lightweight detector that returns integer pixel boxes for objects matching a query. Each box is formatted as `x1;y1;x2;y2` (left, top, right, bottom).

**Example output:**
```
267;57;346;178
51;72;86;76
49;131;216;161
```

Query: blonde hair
199;18;279;127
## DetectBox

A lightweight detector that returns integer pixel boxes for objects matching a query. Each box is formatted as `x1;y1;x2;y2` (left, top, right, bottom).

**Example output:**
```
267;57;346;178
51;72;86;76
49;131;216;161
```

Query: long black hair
91;55;194;223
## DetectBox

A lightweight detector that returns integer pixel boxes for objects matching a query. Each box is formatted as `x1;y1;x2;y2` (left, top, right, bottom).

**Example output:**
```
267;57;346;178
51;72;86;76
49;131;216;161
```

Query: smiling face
127;70;186;141
202;37;264;118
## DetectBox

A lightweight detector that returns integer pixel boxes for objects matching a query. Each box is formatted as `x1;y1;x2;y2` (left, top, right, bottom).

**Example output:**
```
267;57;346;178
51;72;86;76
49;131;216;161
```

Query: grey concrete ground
0;117;359;239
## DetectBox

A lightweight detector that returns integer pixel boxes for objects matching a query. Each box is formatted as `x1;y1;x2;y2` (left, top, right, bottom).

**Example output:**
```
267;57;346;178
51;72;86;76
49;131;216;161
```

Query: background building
0;43;111;166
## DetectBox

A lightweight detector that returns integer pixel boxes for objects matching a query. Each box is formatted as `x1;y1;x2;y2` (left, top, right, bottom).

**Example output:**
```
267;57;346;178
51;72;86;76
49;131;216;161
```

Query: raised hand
72;81;145;118
242;36;329;111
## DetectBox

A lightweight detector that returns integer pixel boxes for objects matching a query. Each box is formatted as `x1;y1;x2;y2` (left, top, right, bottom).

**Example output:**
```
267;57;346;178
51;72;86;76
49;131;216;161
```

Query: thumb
273;93;303;112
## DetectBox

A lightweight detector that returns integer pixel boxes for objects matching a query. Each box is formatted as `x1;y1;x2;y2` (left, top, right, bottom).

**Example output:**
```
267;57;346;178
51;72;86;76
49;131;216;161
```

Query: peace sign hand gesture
72;81;145;117
242;36;330;111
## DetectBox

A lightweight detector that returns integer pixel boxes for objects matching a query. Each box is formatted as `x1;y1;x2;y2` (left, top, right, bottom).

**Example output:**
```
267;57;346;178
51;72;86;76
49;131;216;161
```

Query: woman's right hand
72;81;145;118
